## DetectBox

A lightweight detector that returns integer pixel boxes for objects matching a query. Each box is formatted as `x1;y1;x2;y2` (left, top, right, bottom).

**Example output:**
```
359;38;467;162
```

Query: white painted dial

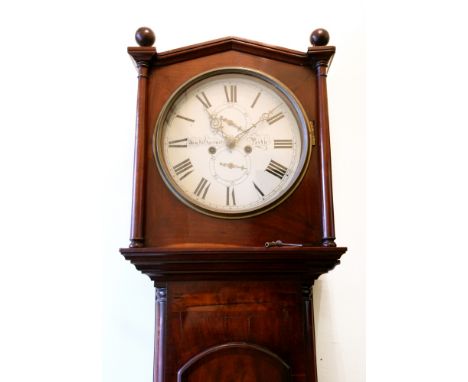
154;68;310;218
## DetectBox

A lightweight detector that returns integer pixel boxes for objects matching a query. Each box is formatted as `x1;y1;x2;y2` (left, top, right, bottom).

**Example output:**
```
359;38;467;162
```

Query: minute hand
234;105;281;142
233;118;262;142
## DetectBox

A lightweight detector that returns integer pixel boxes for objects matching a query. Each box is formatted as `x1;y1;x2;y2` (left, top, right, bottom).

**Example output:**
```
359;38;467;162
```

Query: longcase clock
121;26;347;382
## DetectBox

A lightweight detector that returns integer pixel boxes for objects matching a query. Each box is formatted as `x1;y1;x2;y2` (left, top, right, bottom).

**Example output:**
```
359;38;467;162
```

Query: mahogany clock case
140;38;328;249
121;30;347;382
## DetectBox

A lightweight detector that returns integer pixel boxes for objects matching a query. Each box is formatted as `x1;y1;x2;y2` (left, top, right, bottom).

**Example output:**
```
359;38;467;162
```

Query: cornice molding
120;246;346;282
127;37;335;67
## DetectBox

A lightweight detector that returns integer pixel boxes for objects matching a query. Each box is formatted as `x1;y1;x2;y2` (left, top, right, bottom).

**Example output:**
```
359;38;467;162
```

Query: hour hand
221;116;243;132
209;115;235;147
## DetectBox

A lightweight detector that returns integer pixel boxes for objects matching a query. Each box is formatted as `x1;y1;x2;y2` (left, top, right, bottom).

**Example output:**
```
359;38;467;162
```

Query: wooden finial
135;27;155;47
310;28;330;46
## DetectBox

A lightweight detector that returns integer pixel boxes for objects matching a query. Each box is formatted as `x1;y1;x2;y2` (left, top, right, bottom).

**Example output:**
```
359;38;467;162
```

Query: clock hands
232;117;263;142
204;101;283;151
207;111;244;149
233;104;282;144
208;113;235;146
220;116;244;132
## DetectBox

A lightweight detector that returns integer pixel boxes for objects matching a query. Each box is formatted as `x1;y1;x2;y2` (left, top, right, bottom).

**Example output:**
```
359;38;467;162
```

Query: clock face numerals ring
153;67;311;218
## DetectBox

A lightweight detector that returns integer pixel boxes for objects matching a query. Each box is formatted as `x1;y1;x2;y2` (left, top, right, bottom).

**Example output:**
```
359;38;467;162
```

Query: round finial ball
310;28;330;46
135;27;155;47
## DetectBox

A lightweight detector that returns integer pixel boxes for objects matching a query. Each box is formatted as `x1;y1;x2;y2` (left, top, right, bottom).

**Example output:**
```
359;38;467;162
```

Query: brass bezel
153;67;312;219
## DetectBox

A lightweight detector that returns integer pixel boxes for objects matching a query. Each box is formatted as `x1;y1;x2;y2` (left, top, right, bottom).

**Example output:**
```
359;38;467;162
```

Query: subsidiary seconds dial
153;68;311;218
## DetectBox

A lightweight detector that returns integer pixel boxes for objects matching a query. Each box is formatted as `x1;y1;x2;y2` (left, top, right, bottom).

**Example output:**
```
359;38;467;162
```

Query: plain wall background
1;0;467;381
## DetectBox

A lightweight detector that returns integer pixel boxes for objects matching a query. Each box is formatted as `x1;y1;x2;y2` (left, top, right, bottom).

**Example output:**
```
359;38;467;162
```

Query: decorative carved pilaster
302;284;318;382
156;286;167;303
302;284;312;301
154;286;167;382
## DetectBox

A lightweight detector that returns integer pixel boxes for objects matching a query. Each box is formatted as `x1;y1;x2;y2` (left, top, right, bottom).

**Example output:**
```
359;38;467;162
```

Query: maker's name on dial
179;135;271;148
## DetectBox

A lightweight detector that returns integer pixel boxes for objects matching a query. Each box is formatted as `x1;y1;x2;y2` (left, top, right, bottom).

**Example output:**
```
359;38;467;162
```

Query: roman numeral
173;158;193;180
253;182;265;197
196;92;211;108
265;159;288;180
274;139;293;149
168;138;188;148
194;177;211;199
251;92;261;108
266;112;284;125
226;186;236;206
224;85;237;103
176;114;195;123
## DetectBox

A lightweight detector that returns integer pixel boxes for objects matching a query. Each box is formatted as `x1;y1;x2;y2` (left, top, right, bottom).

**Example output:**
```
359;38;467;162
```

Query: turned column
128;27;156;248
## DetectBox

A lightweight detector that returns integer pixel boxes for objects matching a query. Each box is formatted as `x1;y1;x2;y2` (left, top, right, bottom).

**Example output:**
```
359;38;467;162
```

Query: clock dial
154;68;310;218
